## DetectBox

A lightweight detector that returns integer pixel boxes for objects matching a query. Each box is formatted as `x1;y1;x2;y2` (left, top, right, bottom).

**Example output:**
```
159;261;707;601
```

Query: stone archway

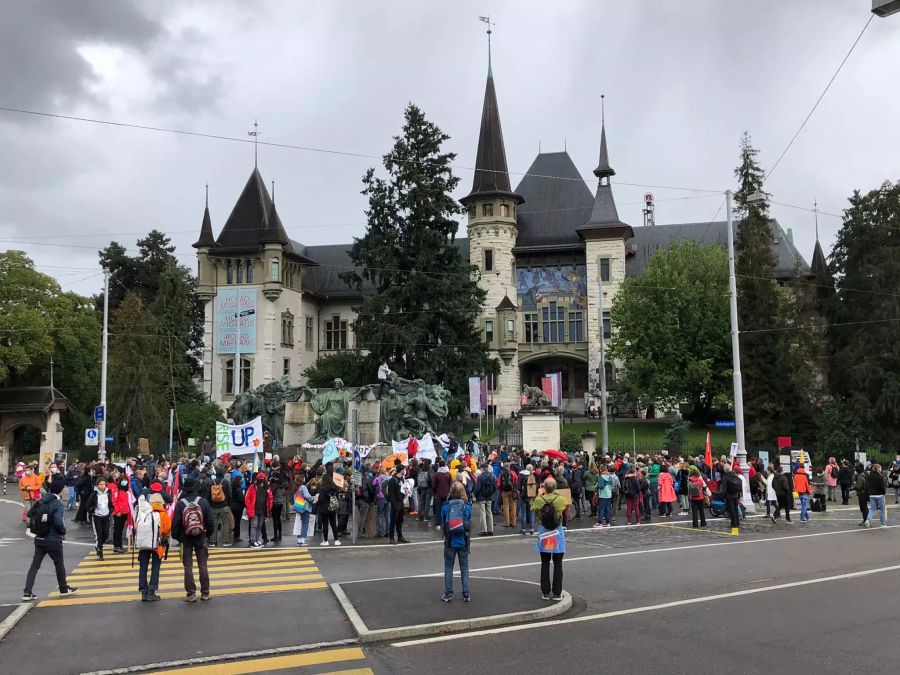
519;355;589;407
0;387;70;475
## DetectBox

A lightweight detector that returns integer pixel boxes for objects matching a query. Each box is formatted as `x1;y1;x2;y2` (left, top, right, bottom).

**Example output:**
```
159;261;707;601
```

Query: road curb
0;602;33;642
331;582;572;643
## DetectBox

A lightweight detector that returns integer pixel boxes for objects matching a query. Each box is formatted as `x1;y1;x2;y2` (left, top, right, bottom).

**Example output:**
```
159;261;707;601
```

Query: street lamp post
726;189;755;512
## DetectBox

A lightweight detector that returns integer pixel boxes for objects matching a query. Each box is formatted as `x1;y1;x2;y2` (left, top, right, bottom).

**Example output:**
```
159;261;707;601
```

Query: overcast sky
2;0;898;297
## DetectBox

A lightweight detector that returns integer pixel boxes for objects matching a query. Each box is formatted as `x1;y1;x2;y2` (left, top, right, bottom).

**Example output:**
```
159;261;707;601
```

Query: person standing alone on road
134;493;170;602
793;466;812;523
441;482;472;603
171;478;215;602
532;477;568;601
687;466;708;528
865;464;887;528
853;467;869;526
22;478;78;601
19;464;43;524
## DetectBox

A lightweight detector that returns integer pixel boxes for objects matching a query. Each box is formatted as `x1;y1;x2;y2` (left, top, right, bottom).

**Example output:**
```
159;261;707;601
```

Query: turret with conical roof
579;113;633;239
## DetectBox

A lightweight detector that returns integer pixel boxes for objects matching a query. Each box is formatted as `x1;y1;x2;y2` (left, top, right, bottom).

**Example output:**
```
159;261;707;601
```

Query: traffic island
332;576;572;643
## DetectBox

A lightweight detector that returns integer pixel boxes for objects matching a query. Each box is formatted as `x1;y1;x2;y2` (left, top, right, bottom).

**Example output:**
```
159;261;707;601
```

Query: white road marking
392;562;900;647
347;523;900;583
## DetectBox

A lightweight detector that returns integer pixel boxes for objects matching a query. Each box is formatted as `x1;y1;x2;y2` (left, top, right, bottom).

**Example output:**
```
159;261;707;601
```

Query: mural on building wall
216;289;257;354
516;265;587;310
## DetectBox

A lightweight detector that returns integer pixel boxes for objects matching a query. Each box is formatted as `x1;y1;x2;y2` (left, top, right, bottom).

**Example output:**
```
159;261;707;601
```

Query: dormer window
482;203;493;217
500;204;510;217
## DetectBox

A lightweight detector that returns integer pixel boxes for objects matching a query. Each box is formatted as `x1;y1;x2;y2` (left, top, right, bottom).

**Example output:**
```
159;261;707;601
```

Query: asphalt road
2;501;899;674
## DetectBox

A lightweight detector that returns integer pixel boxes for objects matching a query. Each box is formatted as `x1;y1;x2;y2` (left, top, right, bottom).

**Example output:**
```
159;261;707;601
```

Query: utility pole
597;273;609;454
726;190;754;513
99;269;109;462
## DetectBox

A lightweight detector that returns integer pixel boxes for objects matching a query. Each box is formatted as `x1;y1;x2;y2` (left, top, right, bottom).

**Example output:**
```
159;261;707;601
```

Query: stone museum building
194;64;814;418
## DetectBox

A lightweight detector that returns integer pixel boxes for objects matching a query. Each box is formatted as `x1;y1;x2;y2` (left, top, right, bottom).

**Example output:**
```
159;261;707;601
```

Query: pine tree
342;104;494;399
733;132;802;446
826;180;900;448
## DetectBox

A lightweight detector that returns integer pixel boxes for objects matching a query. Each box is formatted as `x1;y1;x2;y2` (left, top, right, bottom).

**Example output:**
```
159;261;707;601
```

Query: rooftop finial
205;183;209;207
248;119;261;168
272;180;275;204
814;198;819;240
601;94;605;126
479;16;495;76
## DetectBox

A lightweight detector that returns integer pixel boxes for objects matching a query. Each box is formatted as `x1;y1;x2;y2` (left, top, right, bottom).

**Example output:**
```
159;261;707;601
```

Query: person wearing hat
171;478;215;601
22;478;78;601
244;472;273;548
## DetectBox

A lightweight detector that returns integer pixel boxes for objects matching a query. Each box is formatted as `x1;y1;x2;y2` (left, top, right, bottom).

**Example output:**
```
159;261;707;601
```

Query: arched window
270;257;280;282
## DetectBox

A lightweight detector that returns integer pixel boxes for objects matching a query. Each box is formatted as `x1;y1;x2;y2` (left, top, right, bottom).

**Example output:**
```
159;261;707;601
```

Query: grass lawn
560;419;736;454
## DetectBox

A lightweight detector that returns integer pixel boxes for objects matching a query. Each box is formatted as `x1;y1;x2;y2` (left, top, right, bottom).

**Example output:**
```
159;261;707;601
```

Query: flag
704;432;713;473
468;376;482;414
480;377;488;411
322;438;340;465
479;16;490;23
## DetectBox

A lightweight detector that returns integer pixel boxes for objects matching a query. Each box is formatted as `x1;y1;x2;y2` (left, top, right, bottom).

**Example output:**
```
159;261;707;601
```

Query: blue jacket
33;493;66;546
474;471;495;501
441;499;472;551
130;475;144;499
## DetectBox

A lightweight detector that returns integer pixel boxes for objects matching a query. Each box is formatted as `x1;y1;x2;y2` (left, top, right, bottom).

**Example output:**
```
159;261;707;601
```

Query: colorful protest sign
215;417;263;457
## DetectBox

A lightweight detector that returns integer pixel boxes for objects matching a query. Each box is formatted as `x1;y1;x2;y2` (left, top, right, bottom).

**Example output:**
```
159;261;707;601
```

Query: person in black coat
171;479;215;601
838;460;854;505
384;466;409;544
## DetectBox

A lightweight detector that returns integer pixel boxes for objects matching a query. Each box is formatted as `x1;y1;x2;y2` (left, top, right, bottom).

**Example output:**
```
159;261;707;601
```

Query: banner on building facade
541;376;553;404
546;372;562;407
216;289;257;354
215;417;263;456
468;376;482;414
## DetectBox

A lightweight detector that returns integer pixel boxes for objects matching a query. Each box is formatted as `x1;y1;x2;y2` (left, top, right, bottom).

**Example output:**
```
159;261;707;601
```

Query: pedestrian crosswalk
37;546;325;607
148;646;371;674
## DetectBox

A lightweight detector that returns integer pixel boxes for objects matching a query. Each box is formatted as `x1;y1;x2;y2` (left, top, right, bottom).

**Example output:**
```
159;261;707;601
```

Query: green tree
342;104;495;394
303;351;375;388
177;399;225;449
733;132;803;446
108;294;169;446
609;240;731;425
826;180;900;447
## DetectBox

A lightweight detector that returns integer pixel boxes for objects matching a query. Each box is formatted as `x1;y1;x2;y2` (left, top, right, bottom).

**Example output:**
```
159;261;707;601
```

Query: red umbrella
543;449;568;462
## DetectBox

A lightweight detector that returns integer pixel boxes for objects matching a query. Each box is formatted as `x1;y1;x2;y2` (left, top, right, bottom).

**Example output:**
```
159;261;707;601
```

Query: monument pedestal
520;409;561;453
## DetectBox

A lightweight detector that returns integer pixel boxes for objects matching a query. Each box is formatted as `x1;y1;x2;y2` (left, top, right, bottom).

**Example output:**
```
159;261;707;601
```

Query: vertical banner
547;372;562;407
541;376;553;403
468;376;482;414
216;289;257;354
480;377;488;412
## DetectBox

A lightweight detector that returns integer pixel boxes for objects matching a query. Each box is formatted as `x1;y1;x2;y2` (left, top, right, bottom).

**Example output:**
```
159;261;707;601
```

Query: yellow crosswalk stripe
46;573;325;596
149;647;366;674
320;670;375;675
36;581;327;607
78;548;310;564
68;559;314;580
65;568;320;587
76;552;312;568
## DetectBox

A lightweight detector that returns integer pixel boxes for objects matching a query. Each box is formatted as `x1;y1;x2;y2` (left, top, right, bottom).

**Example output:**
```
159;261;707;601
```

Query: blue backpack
445;499;470;549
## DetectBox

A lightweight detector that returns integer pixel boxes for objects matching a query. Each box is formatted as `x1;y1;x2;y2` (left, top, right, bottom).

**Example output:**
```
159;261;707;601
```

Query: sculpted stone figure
229;376;301;446
309;378;353;443
522;383;551;407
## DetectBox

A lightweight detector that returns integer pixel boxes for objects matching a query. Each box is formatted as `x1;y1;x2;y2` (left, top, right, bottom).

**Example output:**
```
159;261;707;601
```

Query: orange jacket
793;470;811;495
19;473;43;499
152;503;171;558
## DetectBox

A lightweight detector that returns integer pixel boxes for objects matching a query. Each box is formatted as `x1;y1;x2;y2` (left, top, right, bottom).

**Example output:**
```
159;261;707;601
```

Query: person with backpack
23;475;79;601
593;465;615;528
431;460;453;529
268;459;289;543
825;457;840;502
770;465;793;524
416;458;433;523
473;462;496;536
85;477;114;560
441;482;472;602
498;462;518;528
864;463;887;528
517;463;537;535
245;472;273;549
134;493;171;602
570;462;585;519
170;478;215;602
209;469;232;547
531;477;568;601
291;474;314;546
686;466;708;528
621;466;641;525
839;459;854;505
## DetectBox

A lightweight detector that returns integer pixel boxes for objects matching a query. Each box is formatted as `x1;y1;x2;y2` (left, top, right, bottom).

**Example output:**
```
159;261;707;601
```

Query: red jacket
407;437;419;458
111;486;131;516
688;475;707;501
244;483;273;518
497;469;519;491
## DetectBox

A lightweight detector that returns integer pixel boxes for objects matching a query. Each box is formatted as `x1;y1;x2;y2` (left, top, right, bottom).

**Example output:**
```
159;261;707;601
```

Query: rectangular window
541;302;564;343
226;260;234;284
482;203;493;217
246;260;253;283
600;258;611;283
305;316;314;351
283;358;290;377
524;313;538;343
602;310;611;340
236;260;244;284
468;205;475;218
224;357;251;395
281;313;294;347
484;249;493;272
324;316;348;351
568;311;584;342
485;320;494;344
500;204;510;217
506;318;515;339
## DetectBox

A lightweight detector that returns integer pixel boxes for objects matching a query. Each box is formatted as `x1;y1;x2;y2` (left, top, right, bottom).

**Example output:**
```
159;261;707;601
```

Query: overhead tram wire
766;14;875;180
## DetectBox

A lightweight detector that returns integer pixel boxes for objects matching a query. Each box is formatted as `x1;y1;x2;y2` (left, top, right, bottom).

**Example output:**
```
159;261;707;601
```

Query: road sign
353;449;362;472
352;471;363;487
53;452;67;470
714;420;736;428
94;405;105;423
85;428;99;446
105;436;114;443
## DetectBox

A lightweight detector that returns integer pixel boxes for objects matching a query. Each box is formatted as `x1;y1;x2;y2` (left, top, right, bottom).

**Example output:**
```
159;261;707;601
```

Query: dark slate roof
592;124;615;178
514;151;594;250
0;387;70;414
192;205;216;248
496;294;517;310
625;220;811;279
461;72;522;205
810;239;829;279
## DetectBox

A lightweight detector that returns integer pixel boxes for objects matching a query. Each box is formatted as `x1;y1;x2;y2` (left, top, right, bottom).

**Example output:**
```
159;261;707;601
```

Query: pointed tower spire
579;99;632;239
810;199;829;280
460;33;523;207
193;184;216;248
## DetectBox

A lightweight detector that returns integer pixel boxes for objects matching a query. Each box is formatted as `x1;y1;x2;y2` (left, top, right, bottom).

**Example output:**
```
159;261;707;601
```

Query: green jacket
531;491;568;520
648;464;660;485
584;470;600;492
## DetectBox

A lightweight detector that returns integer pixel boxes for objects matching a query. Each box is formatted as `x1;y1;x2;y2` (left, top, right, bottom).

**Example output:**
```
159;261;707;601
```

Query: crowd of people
13;446;898;604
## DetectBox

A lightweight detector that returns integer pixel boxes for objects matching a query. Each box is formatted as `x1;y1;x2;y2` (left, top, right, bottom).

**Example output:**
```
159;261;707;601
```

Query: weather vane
248;120;261;167
479;16;495;73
